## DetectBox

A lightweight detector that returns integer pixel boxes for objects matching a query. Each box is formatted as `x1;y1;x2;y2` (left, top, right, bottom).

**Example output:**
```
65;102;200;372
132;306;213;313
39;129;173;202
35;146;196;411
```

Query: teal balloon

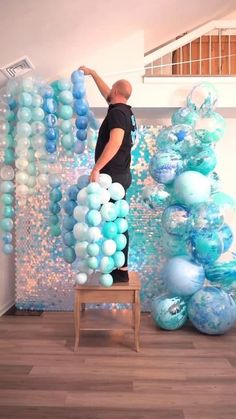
102;221;118;239
152;295;188;330
87;256;99;269
190;202;224;231
161;205;190;237
187;147;217;175
205;260;236;286
0;218;14;232
59;105;73;120
114;200;129;217
4;148;15;165
1;193;13;205
173;171;211;206
6;135;15;148
188;287;236;335
3;243;14;254
114;218;128;234
190;230;223;264
115;234;127;251
2;205;14;218
219;224;233;253
49;202;61;214
195;112;226;144
59;91;73;105
86;209;102;226
100;203;117;221
49;214;59;225
87;243;100;257
88;193;102;210
171;107;199;127
61;134;74;150
63;231;76;247
100;256;115;274
63;247;76;264
50;188;62;202
149;152;183;184
113;251;125;268
50;224;61;237
0;181;14;194
162;256;205;296
99;274;113;287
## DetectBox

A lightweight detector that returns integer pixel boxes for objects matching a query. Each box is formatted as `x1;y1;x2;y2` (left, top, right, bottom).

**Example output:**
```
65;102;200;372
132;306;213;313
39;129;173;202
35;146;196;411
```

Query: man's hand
79;66;94;76
90;167;100;183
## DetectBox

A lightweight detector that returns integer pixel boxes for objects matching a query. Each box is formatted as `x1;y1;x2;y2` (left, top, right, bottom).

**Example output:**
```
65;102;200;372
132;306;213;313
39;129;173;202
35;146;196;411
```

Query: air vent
0;56;34;79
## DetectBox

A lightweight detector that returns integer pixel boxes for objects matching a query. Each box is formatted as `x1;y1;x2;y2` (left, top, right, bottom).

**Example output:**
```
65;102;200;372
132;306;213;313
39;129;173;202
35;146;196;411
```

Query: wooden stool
74;272;141;352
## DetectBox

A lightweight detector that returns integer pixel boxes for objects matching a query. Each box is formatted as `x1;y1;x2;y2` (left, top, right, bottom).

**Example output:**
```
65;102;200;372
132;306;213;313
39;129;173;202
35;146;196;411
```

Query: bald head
108;79;132;103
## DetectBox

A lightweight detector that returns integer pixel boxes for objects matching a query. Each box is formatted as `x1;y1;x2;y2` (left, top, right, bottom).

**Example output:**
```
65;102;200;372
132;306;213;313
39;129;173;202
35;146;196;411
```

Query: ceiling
0;0;236;86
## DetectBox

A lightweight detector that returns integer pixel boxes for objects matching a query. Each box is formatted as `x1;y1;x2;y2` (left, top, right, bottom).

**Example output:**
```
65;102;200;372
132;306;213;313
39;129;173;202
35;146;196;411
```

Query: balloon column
150;82;236;335
61;173;129;288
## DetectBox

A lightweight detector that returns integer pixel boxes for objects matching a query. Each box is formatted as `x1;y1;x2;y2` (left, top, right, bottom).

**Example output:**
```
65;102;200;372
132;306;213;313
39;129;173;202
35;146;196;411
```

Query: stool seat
74;272;141;352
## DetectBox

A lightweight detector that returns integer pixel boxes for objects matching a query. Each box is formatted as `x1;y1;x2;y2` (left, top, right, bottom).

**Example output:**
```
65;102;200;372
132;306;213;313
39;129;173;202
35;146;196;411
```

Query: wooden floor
0;310;236;419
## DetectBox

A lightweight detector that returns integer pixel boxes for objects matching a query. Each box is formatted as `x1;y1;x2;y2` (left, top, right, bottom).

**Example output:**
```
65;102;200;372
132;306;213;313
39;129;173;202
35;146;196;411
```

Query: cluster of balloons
71;71;89;155
61;173;129;287
43;84;59;154
48;174;63;237
0;176;14;254
149;82;236;335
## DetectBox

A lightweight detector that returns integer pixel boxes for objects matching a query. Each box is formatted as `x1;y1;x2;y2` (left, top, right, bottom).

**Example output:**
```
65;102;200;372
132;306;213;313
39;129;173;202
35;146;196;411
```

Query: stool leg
134;290;140;352
74;292;81;352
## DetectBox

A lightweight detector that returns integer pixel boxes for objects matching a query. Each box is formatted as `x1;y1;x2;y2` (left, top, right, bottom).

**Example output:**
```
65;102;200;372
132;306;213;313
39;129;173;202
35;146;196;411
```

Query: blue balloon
190;202;224;231
68;185;80;200
188;287;236;335
45;141;57;153
156;125;196;156
50;188;62;203
74;140;86;154
190;230;223;265
63;200;77;216
161;204;190;237
173;171;211;206
43;98;57;113
74;100;88;116
71;70;84;84
77;175;90;189
63;215;76;231
45;114;58;127
42;85;54;98
219;223;233;253
149;152;183;184
75;116;88;130
152;294;188;330
45;128;59;141
205;260;236;286
63;246;76;264
72;83;85;99
3;243;14;254
2;232;13;243
49;202;61;214
162;256;205;297
76;129;87;141
62;231;76;247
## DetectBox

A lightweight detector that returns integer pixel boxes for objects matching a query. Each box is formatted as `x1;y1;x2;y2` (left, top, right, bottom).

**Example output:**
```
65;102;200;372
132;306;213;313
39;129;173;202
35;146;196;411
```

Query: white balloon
76;260;93;275
15;146;29;158
102;239;117;256
16;184;29;196
38;174;49;187
87;226;101;242
15;158;28;171
75;241;88;258
75;273;88;285
15;171;29;185
38;161;49;173
34;148;47;159
27;176;36;188
73;223;89;241
0;165;15;181
31;135;45;150
73;206;89;222
98;173;112;189
16;137;30;149
77;188;89;205
109;182;125;200
100;188;111;204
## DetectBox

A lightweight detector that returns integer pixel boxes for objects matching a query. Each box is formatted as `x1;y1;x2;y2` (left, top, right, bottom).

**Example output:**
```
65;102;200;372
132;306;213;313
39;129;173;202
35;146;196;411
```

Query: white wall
0;250;15;316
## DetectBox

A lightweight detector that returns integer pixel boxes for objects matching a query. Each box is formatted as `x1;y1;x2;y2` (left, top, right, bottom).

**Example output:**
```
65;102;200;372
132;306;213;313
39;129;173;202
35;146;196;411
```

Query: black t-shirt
95;103;136;175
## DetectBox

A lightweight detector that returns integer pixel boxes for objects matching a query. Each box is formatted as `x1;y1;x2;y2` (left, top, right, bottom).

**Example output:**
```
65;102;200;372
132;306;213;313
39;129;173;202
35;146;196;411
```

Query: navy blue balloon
77;174;90;189
63;215;76;231
76;129;87;141
2;232;13;243
72;83;85;99
71;70;84;84
75;116;88;130
63;231;76;247
49;202;61;214
68;185;79;201
63;200;77;215
45;128;59;141
45;141;57;153
45;114;58;127
43;98;57;113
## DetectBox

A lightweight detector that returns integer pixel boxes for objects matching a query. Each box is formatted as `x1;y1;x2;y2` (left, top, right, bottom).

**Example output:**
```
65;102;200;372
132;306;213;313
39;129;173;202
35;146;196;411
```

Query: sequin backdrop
15;125;167;311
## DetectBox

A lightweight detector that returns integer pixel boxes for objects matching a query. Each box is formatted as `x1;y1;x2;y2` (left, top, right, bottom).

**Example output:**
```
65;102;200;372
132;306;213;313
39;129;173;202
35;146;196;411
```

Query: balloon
50;188;62;202
100;256;115;274
17;107;32;122
61;134;74;150
22;78;34;93
73;223;88;241
48;174;61;188
0;180;14;193
75;241;88;258
68;185;79;201
162;256;205;296
15;158;28;171
16;184;29;196
76;129;87;141
73;205;88;222
195;112;226;144
50;224;61;237
2;232;13;243
0;165;14;181
1;193;13;205
114;200;129;217
60;120;72;133
3;243;14;254
102;239;117;256
113;251;125;268
31;107;44;121
98;173;112;189
187;82;218;116
74;140;85;154
87;193;102;210
71;70;84;84
63;200;77;216
57;78;71;91
114;218;128;234
87;182;102;195
205;260;236;285
16;122;31;137
109;183;125;200
45;114;58;127
188;287;236;334
0;217;14;232
59;91;73;105
149;152;183;184
190;230;223;265
161;204;190;237
75;116;88;130
77;188;89;205
174;171;211;206
49;214;59;225
102;221;118;239
161;231;189;257
32;94;43;107
86;209;102;226
63;231;76;247
63;216;76;232
38;174;49;187
142;185;169;210
187;146;217;175
49;202;61;214
18;92;32;107
156;125;196;156
219;223;233;252
2;205;14;218
63;247;76;264
73;83;86;99
31;121;45;135
171;107;199;127
75;273;88;285
190;202;224;231
45;127;59;141
87;226;101;242
43;98;57;113
100;202;117;221
152;295;188;330
59;105;73;120
87;243;100;257
77;174;90;189
99;274;113;287
4;148;15;165
100;188;111;204
115;234;127;251
87;256;99;269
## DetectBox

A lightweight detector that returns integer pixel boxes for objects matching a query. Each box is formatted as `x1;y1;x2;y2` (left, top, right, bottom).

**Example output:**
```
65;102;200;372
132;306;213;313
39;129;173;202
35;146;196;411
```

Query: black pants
103;171;132;268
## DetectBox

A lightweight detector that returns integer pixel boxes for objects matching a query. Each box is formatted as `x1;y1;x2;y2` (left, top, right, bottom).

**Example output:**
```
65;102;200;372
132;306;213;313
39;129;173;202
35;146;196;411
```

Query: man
79;66;136;283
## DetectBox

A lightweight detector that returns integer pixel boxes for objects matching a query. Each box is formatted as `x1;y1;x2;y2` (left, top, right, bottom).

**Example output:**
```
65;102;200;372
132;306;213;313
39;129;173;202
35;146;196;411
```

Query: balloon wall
150;82;236;335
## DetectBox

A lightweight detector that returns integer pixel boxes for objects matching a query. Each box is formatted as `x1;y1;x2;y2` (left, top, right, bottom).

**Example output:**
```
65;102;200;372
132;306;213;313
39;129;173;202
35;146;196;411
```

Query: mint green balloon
115;234;127;251
0;218;14;232
59;91;73;105
27;148;35;163
88;193;102;210
2;205;14;218
114;218;128;233
100;203;117;221
17;107;32;122
87;256;99;269
16;122;32;137
113;251;125;268
32;107;44;121
99;274;113;287
59;105;73;120
87;209;102;226
4;149;14;165
0;181;14;194
51;224;61;237
114;200;129;217
1;193;13;205
27;163;36;176
57;78;71;91
61;134;74;150
100;256;115;274
87;243;100;257
60;120;72;134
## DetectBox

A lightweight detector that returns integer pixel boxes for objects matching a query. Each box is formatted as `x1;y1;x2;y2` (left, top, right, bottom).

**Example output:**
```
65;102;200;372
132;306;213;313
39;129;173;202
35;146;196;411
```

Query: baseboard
0;299;15;317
